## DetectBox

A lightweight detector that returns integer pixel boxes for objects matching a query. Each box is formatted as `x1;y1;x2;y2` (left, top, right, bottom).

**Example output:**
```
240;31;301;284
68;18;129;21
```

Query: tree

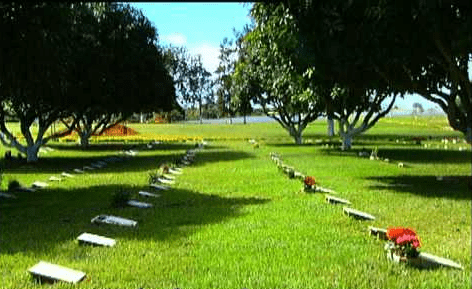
63;3;175;147
215;37;236;122
187;55;212;124
0;3;86;161
233;3;324;143
283;0;472;143
412;103;424;115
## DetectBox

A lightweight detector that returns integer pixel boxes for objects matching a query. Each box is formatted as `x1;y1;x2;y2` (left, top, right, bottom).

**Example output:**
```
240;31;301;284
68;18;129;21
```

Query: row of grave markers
26;142;206;284
269;152;464;271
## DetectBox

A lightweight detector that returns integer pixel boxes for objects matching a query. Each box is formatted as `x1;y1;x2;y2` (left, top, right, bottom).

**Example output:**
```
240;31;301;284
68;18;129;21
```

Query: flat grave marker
73;168;84;174
162;174;175;180
316;186;337;194
28;261;86;284
368;226;388;240
150;184;170;190
158;178;174;185
49;176;62;182
32;181;48;188
139;191;161;198
417;252;464;270
0;192;17;199
343;207;376;221
91;215;137;227
325;195;351;205
168;168;182;175
83;166;95;171
61;172;74;178
77;232;116;247
127;200;153;208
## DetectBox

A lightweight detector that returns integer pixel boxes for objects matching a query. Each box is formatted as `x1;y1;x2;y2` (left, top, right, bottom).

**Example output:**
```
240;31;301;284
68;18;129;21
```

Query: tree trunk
289;127;303;145
243;114;247;124
327;116;334;137
340;133;353;150
466;126;472;144
26;144;40;163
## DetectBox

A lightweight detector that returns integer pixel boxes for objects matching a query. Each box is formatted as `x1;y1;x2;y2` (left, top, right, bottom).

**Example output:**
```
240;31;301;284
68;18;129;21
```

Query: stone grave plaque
162;174;175;180
73;168;84;174
158;178;174;185
32;181;48;188
150;184;170;190
90;163;103;169
343;207;376;221
17;187;36;192
91;215;137;227
0;192;16;199
417;252;464;270
139;191;161;198
168;168;182;175
181;160;191;166
127;200;153;208
316;186;336;194
326;195;351;205
28;261;86;284
368;226;388;240
83;166;94;170
77;232;116;247
49;176;62;182
61;172;74;178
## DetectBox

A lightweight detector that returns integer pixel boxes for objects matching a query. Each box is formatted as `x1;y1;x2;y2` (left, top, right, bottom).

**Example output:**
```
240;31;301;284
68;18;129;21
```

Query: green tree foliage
284;0;472;143
0;3;175;158
215;37;236;122
233;3;324;143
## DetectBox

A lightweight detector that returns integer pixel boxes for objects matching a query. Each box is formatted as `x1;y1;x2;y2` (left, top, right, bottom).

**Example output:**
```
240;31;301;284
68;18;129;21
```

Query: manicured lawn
0;115;470;288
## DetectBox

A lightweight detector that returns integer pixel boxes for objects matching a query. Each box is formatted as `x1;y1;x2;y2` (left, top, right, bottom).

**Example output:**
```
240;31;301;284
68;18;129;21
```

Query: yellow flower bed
59;134;204;143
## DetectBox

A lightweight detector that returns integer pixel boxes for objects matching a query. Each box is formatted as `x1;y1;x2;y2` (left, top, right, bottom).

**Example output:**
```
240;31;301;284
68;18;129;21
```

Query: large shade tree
284;0;472;143
63;3;175;147
0;3;85;161
233;3;324;144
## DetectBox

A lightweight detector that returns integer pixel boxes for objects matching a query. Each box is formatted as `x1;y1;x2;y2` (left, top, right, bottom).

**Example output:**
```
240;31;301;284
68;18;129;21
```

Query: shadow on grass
366;175;472;200
1;145;252;175
0;184;270;255
47;142;198;152
319;147;471;164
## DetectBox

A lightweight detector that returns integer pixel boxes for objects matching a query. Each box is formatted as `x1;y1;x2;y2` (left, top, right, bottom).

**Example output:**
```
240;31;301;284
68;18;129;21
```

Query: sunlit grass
0;115;470;288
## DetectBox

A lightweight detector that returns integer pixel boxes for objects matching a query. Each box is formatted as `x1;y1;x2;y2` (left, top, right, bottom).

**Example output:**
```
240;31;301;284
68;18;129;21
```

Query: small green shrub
8;180;21;192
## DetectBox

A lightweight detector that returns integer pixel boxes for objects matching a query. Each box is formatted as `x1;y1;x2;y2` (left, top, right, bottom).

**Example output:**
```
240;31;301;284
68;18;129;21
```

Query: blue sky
131;2;443;112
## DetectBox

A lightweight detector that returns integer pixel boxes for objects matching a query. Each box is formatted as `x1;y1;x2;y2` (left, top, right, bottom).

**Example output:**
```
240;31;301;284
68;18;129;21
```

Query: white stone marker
158;178;174;185
325;195;351;205
162;174;175;180
168;168;182;175
77;232;116;247
18;187;36;192
73;168;84;174
368;226;388;240
150;184;170;190
32;181;48;188
28;261;86;284
139;191;161;198
0;192;16;199
316;186;337;194
127;200;153;208
417;252;464;270
49;176;62;182
91;215;137;227
343;207;376;220
83;166;94;170
61;172;74;178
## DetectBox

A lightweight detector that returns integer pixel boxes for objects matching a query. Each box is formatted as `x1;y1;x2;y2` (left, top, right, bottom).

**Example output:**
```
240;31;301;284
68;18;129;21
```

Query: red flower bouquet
385;227;421;258
304;176;316;187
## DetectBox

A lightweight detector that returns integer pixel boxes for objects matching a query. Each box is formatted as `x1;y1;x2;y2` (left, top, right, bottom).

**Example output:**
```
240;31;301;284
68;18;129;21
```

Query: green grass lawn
0;115;470;288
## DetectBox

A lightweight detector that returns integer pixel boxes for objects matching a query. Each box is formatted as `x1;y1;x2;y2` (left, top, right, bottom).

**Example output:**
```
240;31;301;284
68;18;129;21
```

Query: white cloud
163;33;187;46
189;43;221;76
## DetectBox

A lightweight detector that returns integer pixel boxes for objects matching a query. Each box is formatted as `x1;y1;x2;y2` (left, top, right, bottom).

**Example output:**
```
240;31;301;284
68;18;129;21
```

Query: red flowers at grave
386;227;421;258
387;227;421;248
304;176;316;187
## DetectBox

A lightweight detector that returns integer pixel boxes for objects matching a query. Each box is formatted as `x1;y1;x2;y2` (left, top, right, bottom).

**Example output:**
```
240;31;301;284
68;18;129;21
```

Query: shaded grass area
0;115;470;288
